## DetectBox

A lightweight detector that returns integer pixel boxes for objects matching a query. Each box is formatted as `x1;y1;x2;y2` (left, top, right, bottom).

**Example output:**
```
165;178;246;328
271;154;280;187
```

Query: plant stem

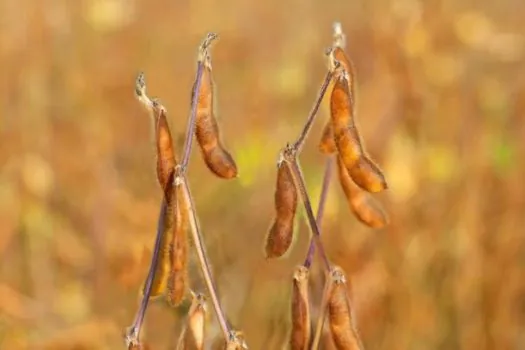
311;272;335;349
303;156;334;268
283;151;331;273
292;70;333;153
178;173;230;339
181;33;219;170
125;197;169;347
180;63;203;170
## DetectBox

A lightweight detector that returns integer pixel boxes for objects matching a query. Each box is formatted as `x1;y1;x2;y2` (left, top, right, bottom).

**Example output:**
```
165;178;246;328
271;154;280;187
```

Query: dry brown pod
166;179;189;306
332;48;355;100
330;67;387;193
141;179;176;299
134;73;178;192
347;156;387;194
290;265;311;350
327;267;364;350
318;23;356;155
330;69;362;167
336;157;389;228
193;52;238;179
265;155;298;258
152;101;178;192
176;292;207;350
319;122;337;155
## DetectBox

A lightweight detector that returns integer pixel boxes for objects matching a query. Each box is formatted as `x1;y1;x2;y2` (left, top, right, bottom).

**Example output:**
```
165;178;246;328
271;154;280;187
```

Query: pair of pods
290;265;364;350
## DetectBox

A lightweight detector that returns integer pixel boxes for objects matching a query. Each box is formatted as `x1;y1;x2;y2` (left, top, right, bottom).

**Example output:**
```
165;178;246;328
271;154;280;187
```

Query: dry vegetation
1;0;525;349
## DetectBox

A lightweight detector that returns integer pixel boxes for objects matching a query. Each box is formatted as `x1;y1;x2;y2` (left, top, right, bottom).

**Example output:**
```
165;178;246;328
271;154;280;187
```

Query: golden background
1;0;524;349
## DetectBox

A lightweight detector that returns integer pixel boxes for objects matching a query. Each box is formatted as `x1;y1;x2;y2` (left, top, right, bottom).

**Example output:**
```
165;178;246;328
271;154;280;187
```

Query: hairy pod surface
176;293;207;350
134;74;178;193
330;69;387;193
328;267;363;350
336;157;389;228
330;71;363;169
265;159;298;258
194;57;238;179
332;47;355;101
290;266;311;350
318;36;356;153
319;122;337;154
347;156;387;193
143;181;176;299
167;182;189;306
152;102;178;192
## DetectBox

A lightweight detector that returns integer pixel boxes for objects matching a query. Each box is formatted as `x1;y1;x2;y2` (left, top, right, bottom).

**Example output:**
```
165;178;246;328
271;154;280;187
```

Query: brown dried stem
303;156;334;268
177;171;230;339
292;70;334;153
311;268;335;349
125;195;170;348
281;51;340;272
282;147;331;273
225;330;248;349
180;35;231;339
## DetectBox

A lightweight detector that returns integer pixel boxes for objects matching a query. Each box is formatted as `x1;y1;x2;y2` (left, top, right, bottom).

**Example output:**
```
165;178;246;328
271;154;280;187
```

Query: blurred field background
1;0;525;349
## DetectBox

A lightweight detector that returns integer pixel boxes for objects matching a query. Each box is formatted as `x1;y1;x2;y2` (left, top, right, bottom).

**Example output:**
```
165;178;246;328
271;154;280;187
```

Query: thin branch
311;271;335;349
180;33;219;170
303;156;334;268
283;147;331;273
177;171;230;339
292;70;334;153
125;195;169;348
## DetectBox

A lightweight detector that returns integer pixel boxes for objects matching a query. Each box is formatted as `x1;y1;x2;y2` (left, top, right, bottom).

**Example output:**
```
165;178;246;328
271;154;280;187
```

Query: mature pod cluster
320;24;389;229
329;69;387;193
262;23;388;349
127;33;244;349
128;23;388;349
